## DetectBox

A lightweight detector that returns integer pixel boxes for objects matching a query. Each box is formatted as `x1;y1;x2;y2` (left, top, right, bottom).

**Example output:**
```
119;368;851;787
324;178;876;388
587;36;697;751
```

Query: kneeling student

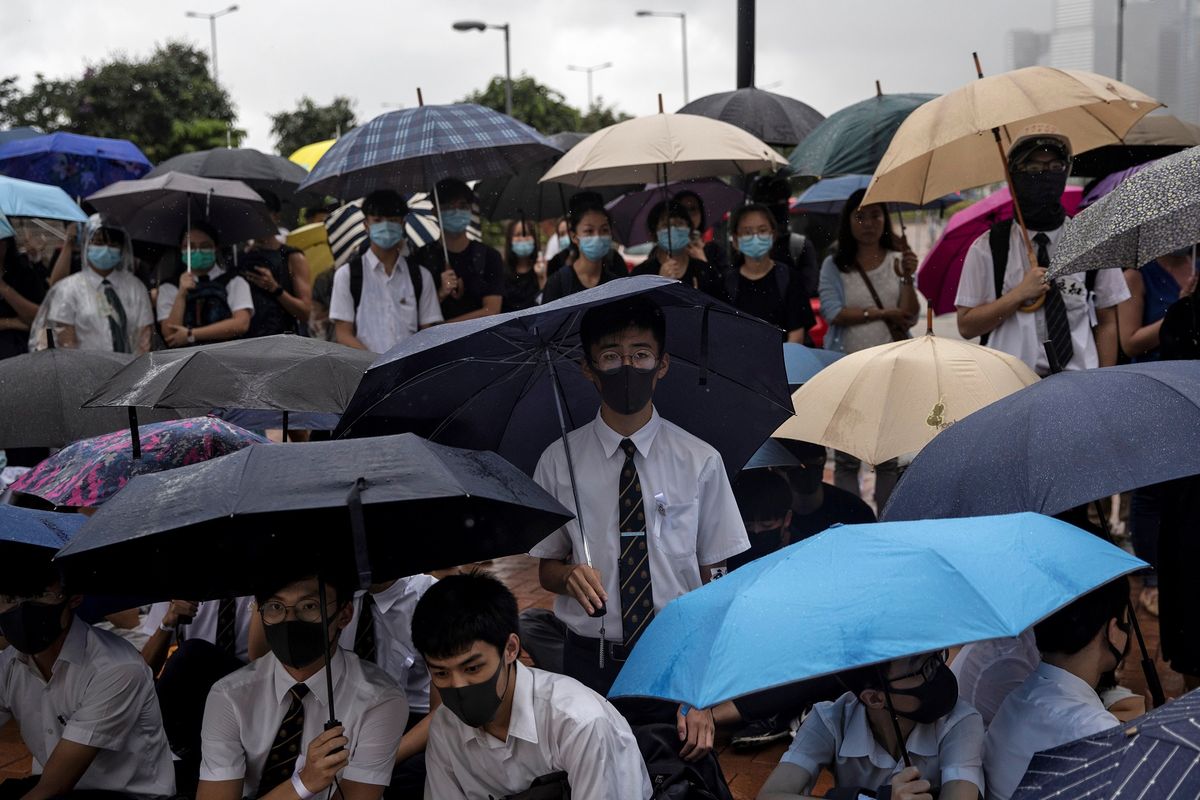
414;572;652;800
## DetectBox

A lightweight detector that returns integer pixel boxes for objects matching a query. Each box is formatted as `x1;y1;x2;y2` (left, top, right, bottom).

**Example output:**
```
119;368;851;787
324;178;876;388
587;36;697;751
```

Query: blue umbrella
783;343;842;387
0;174;87;222
1015;687;1200;799
0;132;152;197
0;127;42;146
0;212;12;239
0;504;84;565
791;175;963;215
608;512;1145;709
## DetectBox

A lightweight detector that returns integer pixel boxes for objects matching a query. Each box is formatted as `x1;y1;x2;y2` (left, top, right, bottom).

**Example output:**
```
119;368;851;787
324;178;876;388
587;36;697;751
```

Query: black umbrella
678;87;825;149
0;504;84;580
1070;114;1200;178
145;147;311;202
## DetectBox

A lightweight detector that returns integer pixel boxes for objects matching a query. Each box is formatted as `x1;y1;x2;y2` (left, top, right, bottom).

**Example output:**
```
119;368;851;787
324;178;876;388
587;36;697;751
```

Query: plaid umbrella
297;104;561;197
1050;145;1200;279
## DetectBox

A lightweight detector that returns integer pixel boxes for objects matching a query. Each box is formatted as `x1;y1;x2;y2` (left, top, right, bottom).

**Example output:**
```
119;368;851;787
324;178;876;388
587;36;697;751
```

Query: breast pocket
655;500;700;559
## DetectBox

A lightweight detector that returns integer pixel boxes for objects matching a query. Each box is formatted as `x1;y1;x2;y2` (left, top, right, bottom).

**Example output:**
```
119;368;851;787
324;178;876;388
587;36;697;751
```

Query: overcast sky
2;0;1055;155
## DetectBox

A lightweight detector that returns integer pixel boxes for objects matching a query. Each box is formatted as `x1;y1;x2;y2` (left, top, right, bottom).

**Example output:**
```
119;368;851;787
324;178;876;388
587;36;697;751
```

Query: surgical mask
592;363;657;415
264;619;332;669
440;659;510;728
0;600;68;655
657;226;691;253
512;240;535;258
558;234;571;251
368;221;405;250
886;664;959;724
738;234;773;260
578;235;611;261
441;209;473;234
87;245;122;272
184;249;217;272
1010;169;1069;231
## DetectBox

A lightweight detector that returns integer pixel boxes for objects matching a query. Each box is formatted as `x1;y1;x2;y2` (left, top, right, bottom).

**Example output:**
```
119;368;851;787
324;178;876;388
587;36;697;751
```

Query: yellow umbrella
775;324;1039;466
288;139;337;172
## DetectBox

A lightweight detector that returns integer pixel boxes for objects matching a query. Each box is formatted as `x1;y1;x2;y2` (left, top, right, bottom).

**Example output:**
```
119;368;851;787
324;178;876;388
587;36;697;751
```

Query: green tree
269;96;357;157
580;96;633;133
462;74;582;134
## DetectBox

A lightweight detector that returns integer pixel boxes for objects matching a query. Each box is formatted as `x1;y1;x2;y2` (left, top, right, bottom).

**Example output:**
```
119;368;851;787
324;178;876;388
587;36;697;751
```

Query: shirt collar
17;613;86;675
271;647;346;710
837;695;942;767
362;248;406;276
456;661;539;747
367;578;413;615
591;407;663;460
83;266;112;287
1035;661;1105;708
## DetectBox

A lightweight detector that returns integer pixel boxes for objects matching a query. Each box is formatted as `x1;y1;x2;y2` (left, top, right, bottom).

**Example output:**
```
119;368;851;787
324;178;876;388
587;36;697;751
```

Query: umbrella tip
875;80;883;97
417;87;424;107
658;93;664;114
972;52;984;79
926;306;935;336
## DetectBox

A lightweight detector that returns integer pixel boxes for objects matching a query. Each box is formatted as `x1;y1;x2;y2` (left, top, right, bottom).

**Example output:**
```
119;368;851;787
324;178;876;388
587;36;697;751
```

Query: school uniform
328;251;442;354
140;597;255;663
48;267;154;353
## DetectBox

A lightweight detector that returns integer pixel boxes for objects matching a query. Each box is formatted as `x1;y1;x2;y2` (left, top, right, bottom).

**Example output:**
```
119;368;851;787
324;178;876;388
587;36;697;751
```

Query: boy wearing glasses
530;297;748;760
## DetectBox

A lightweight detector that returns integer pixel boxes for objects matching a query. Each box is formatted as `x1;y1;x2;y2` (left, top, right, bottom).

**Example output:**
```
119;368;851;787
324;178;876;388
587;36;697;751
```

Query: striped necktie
617;439;654;647
354;592;377;663
258;683;310;796
214;598;237;658
101;278;129;353
1034;233;1074;370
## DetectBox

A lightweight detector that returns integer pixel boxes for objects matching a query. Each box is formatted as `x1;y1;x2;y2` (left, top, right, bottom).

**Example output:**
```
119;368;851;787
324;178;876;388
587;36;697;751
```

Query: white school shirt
424;662;652;800
337;574;437;713
951;629;1040;728
782;691;985;795
529;408;749;640
955;223;1129;374
200;648;408;794
138;597;255;663
984;662;1120;800
328;249;443;354
0;617;175;798
48;268;154;352
156;265;255;322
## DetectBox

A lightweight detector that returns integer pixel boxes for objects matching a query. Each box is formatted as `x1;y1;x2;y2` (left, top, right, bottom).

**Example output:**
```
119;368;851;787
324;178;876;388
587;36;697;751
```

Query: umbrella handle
877;666;914;769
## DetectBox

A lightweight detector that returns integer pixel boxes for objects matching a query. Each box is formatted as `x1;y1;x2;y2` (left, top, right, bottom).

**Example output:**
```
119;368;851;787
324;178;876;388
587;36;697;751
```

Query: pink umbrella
918;186;1083;315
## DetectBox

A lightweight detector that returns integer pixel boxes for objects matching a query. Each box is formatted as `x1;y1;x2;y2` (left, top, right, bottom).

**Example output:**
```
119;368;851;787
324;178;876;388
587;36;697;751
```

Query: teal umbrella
788;88;935;178
0;174;87;223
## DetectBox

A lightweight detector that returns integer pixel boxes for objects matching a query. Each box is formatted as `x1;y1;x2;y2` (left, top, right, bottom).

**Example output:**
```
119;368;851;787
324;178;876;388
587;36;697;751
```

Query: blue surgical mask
368;221;405;250
737;233;773;260
558;234;571;251
657;226;691;253
87;244;122;272
512;240;535;258
578;235;611;261
441;209;472;234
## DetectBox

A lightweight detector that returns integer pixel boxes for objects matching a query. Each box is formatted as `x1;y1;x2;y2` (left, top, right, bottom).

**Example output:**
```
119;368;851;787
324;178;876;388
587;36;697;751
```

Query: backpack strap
349;256;364;312
407;259;423;327
981;219;1013;347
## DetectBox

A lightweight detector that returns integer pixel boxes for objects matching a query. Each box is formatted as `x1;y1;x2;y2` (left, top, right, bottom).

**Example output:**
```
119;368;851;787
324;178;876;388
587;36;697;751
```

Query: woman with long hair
501;218;546;312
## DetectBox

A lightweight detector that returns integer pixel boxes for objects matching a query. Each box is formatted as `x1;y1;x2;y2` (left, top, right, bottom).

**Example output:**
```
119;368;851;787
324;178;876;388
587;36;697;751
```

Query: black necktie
214;598;237;658
617;439;653;648
353;592;377;663
258;683;310;796
1034;233;1074;370
101;278;129;353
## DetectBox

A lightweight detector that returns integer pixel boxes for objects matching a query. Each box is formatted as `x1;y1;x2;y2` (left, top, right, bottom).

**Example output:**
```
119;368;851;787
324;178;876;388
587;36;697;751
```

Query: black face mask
1010;170;1069;231
886;664;959;724
592;364;657;415
0;601;68;655
440;659;510;728
264;619;333;669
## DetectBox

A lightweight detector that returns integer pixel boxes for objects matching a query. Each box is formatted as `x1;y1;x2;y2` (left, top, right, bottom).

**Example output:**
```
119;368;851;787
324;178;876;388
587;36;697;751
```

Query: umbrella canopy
1070;113;1200;177
1049;145;1200;279
146;147;310;201
609;512;1145;708
918;186;1084;315
677;87;825;148
783;343;842;388
788;92;937;178
606;179;745;246
540;113;787;188
863;67;1159;206
86;172;275;247
0;174;87;223
791;174;963;215
1014;687;1200;799
313;193;482;271
1079;160;1154;208
0;504;85;580
54;433;574;601
288;139;336;171
776;332;1039;465
298;104;561;197
0;127;42;146
881;361;1200;521
0;132;152;197
742;438;800;471
84;334;376;414
0;350;180;449
10;417;267;508
335;276;793;477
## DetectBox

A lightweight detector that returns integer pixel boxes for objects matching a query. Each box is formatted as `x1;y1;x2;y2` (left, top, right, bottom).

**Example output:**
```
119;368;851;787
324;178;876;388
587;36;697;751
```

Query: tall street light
453;20;512;117
567;62;613;110
185;5;239;85
635;10;688;104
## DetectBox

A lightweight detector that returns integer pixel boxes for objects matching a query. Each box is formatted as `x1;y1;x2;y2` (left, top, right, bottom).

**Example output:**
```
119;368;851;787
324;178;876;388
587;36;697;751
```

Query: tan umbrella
1123;114;1200;147
775;327;1039;466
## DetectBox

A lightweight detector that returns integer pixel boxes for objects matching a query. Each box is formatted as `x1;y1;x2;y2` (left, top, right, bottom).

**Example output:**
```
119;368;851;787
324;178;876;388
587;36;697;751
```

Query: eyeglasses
1014;159;1068;175
593;349;659;373
0;591;65;613
889;650;947;685
259;598;325;625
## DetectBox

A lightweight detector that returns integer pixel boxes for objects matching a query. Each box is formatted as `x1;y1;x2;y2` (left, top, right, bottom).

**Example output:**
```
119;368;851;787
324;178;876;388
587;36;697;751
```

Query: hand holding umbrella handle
323;719;345;755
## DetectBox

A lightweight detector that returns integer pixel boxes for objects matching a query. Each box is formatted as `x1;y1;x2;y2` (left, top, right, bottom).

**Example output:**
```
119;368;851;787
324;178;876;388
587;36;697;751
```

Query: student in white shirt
530;296;749;758
197;571;407;800
0;569;175;799
330;190;442;354
759;651;984;800
984;577;1129;800
414;572;652;800
158;223;255;348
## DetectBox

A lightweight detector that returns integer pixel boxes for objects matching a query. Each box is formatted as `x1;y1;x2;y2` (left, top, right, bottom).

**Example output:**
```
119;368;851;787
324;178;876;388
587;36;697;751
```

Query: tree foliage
269;96;357;157
461;74;631;135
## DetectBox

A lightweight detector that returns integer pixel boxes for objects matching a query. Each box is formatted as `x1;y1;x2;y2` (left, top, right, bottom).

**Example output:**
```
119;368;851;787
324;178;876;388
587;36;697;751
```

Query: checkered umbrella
297;103;561;197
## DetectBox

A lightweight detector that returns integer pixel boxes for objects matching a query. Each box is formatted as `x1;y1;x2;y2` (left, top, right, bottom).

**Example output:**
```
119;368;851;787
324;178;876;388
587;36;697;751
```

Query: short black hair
646;200;694;236
435;178;474;206
182;220;220;246
733;469;793;523
91;226;126;248
362;190;409;218
568;191;606;215
1035;576;1130;656
672;189;707;232
730;203;776;236
568;202;611;233
833;188;898;273
411;571;518;660
751;175;792;206
253;568;357;611
579;296;666;358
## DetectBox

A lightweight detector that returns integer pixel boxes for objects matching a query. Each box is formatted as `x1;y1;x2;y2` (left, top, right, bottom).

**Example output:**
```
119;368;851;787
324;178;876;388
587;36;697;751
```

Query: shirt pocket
654;499;700;559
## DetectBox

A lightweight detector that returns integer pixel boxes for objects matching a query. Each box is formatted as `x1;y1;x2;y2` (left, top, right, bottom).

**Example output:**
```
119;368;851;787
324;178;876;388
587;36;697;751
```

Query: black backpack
633;723;735;800
347;253;426;328
1161;294;1200;361
723;263;790;305
182;272;236;329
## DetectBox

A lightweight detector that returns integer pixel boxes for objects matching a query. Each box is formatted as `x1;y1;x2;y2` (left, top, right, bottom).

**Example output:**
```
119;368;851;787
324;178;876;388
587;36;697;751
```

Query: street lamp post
185;5;239;84
635;10;688;104
453;20;512;116
567;62;613;109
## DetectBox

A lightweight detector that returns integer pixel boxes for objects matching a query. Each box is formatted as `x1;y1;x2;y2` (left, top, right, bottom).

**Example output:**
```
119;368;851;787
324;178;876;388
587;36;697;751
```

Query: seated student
728;467;794;571
197;571;407;800
758;651;984;800
158;223;254;347
777;440;875;541
0;565;175;799
416;179;504;323
413;571;652;800
984;578;1130;800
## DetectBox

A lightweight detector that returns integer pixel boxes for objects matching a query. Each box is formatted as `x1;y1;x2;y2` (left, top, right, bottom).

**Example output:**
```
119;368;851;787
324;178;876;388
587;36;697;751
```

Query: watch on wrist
271;286;284;298
899;276;914;285
186;327;195;344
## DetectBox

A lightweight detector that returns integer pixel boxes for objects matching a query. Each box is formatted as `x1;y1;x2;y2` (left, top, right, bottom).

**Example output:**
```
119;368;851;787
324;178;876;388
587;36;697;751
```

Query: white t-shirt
138;597;255;663
156;265;255;322
48;268;154;352
951;629;1040;728
328;250;442;354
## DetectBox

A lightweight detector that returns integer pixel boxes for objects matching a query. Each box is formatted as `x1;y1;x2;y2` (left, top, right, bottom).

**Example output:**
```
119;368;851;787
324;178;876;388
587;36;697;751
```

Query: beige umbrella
1122;114;1200;147
775;324;1039;466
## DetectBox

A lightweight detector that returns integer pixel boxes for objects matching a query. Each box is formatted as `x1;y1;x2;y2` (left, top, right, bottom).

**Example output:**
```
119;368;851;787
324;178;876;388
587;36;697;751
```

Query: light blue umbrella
0;174;87;222
791;175;963;215
784;343;842;387
608;512;1145;709
0;212;12;239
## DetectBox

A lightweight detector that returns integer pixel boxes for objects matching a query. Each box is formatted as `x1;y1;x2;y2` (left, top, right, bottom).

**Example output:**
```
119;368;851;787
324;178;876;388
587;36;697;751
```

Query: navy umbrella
0;504;84;578
678;87;825;149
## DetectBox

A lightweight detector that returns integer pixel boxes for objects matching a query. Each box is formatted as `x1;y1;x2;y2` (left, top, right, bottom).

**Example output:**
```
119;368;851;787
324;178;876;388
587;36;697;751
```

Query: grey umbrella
678;87;824;148
1049;144;1200;279
145;147;311;203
